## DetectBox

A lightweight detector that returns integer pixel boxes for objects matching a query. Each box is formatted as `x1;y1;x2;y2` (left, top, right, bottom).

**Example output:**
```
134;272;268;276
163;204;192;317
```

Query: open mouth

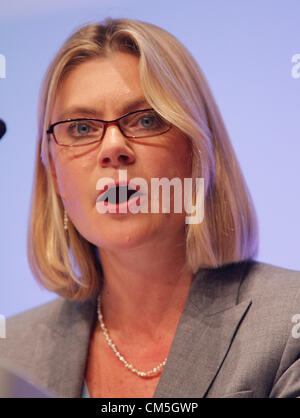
98;184;142;205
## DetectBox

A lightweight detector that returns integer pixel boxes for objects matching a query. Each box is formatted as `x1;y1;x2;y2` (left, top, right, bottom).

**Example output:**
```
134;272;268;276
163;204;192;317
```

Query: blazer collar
153;261;254;398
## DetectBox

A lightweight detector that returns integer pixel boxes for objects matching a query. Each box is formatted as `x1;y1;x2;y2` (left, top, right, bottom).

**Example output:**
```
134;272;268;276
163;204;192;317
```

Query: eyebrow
57;99;151;121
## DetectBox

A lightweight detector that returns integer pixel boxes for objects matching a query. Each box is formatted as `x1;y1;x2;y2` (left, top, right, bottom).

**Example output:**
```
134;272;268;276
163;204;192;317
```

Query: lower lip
96;194;147;214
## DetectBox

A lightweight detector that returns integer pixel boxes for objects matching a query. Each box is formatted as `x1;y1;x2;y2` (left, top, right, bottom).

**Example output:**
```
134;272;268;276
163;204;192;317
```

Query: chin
90;220;154;250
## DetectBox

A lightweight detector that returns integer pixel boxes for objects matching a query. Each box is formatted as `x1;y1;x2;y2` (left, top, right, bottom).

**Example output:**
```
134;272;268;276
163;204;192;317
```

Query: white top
80;380;90;398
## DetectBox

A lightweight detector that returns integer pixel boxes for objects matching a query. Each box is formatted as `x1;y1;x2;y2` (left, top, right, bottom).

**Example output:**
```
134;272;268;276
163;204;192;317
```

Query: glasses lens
121;110;171;137
54;119;103;146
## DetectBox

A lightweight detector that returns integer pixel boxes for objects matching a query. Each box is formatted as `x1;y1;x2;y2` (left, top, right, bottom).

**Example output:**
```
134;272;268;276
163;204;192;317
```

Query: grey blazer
1;260;300;398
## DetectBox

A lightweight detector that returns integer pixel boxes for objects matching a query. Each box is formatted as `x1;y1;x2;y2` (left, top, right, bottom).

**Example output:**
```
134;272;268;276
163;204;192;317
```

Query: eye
67;120;100;137
134;112;165;130
139;115;155;128
71;122;91;135
77;123;90;135
120;110;170;137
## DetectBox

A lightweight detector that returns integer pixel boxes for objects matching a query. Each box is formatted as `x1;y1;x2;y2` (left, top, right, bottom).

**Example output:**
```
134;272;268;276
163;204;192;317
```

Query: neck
97;236;194;344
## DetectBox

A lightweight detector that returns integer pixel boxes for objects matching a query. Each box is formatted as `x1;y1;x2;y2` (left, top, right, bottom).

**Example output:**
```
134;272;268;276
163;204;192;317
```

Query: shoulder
193;259;300;343
239;260;300;307
6;297;67;330
0;298;65;367
238;261;300;330
241;260;300;292
191;260;300;316
4;296;94;334
199;261;300;397
0;296;96;373
239;262;300;397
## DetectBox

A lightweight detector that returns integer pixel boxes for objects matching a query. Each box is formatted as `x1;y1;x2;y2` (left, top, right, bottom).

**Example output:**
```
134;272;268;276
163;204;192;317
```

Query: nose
97;124;135;168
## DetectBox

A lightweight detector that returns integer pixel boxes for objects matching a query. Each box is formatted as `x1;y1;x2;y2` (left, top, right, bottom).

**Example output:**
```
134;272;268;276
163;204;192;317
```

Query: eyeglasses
46;108;172;147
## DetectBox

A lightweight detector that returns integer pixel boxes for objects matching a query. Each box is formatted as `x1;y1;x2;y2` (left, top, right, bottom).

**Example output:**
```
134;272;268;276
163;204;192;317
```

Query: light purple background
1;0;299;317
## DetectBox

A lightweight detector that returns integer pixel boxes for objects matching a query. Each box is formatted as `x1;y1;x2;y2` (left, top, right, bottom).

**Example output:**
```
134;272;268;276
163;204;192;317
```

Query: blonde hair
27;18;259;300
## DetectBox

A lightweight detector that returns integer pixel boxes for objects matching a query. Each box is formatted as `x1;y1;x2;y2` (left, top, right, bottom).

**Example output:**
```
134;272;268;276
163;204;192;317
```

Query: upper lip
96;180;142;201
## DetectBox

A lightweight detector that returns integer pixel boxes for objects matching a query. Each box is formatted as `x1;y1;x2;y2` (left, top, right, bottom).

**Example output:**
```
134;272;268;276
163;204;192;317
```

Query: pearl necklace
97;294;167;377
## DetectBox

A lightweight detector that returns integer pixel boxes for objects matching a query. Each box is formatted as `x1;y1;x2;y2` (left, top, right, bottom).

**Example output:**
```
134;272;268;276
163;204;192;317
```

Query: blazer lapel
153;261;254;398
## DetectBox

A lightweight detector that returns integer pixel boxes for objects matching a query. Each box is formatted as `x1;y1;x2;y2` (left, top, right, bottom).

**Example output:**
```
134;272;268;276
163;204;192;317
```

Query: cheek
153;146;192;179
158;133;192;177
52;150;92;203
140;149;190;186
176;142;193;178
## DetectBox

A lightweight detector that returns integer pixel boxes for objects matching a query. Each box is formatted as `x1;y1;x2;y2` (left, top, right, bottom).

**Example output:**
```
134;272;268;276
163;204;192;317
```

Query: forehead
52;52;146;121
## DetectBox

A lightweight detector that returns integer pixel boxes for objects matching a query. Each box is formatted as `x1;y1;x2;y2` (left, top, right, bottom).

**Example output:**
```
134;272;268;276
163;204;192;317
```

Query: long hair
27;18;259;300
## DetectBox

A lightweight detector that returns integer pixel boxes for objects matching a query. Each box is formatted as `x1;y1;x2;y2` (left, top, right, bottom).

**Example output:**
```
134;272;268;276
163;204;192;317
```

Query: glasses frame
46;108;172;147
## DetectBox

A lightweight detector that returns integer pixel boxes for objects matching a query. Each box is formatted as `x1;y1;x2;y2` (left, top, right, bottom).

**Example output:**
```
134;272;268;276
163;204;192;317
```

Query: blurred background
0;0;299;317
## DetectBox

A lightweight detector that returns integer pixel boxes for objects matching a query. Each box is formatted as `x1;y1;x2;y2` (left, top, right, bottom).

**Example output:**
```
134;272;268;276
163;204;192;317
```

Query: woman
1;18;300;398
